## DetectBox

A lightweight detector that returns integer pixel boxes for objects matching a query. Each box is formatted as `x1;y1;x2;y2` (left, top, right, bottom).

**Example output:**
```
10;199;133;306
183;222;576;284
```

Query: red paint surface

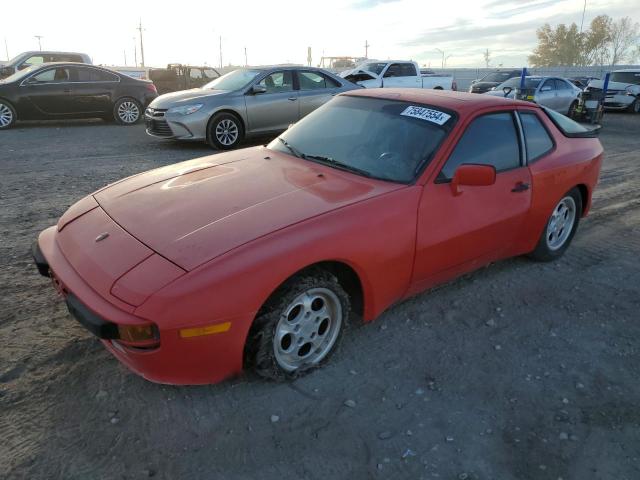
37;90;603;384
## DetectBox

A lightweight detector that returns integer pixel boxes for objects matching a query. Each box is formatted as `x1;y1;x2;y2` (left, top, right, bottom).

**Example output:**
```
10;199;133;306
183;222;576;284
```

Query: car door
245;70;298;134
554;79;574;113
67;66;117;114
382;63;421;88
296;70;341;118
410;111;532;291
536;78;558;110
20;66;74;115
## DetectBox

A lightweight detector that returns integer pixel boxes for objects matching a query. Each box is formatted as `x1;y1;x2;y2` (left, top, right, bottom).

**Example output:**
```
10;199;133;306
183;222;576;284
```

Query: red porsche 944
33;89;603;385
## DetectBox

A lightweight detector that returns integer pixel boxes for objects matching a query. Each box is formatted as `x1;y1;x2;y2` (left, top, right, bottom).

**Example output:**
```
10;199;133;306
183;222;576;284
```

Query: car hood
92;147;402;271
149;88;229;108
484;89;515;98
588;79;638;91
472;81;501;91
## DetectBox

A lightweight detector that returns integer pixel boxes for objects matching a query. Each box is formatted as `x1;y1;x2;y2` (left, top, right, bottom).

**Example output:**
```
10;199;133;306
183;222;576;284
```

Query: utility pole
579;0;587;33
244;47;247;66
364;40;370;59
137;19;145;67
123;49;127;66
219;36;222;69
133;37;138;67
4;38;8;61
34;35;43;51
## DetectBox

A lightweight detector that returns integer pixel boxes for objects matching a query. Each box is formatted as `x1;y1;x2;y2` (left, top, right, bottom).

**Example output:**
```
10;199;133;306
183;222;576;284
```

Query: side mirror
251;84;267;94
540;85;552;92
450;164;496;196
502;86;513;97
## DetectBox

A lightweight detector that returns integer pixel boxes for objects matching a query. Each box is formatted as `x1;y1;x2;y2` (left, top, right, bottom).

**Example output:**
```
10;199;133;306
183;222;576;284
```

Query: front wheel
0;100;17;130
206;112;244;150
246;269;351;381
113;98;142;125
567;100;578;118
628;97;640;114
529;188;582;262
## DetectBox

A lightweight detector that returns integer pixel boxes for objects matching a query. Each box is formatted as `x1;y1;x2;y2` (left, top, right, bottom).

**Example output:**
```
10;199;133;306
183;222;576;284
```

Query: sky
2;0;637;68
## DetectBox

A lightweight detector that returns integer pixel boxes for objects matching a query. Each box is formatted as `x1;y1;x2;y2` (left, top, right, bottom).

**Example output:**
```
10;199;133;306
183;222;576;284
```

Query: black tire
628;97;640;114
245;268;351;381
0;99;17;130
207;112;244;150
113;97;142;125
567;100;578;119
529;188;582;262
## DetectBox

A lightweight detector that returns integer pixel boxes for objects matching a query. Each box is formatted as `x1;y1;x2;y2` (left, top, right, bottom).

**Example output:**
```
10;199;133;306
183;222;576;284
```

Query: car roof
343;88;533;114
612;69;640;73
19;51;89;57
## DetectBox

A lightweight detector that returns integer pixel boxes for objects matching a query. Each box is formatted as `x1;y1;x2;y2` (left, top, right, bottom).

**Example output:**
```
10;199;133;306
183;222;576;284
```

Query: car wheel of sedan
0;100;17;130
113;98;142;125
567;101;578;118
247;269;351;381
207;112;244;150
628;98;640;114
529;188;582;262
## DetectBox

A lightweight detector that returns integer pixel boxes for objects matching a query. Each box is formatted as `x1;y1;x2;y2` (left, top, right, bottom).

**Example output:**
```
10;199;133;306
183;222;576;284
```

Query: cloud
351;0;402;8
489;0;563;19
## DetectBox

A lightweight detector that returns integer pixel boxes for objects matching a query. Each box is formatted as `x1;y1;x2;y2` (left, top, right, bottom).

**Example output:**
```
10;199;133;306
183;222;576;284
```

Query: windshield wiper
303;154;372;178
277;137;305;159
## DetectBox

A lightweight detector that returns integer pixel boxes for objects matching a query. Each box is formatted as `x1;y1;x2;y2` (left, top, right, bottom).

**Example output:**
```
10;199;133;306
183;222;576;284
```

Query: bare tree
483;48;491;68
609;17;640;65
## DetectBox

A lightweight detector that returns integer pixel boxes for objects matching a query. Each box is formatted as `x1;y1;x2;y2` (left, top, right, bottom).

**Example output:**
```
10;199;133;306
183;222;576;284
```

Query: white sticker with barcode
400;106;451;125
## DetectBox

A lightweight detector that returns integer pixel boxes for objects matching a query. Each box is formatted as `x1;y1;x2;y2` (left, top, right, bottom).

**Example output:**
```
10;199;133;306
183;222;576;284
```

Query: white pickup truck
340;60;453;90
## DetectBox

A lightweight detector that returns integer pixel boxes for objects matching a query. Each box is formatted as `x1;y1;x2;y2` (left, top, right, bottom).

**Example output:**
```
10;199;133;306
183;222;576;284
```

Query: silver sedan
484;76;582;116
145;66;359;149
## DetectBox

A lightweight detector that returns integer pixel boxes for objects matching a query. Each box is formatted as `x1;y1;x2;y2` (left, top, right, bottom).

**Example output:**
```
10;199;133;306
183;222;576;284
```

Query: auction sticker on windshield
401;106;451;125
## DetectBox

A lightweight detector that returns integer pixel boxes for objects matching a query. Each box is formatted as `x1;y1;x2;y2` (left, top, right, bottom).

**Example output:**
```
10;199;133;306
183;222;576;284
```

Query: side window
439;113;521;181
541;79;555;91
189;68;203;79
384;64;403;78
29;67;71;83
399;63;417;76
21;56;44;69
519;112;554;162
203;68;218;79
257;71;293;93
556;79;570;90
299;71;339;90
74;67;118;82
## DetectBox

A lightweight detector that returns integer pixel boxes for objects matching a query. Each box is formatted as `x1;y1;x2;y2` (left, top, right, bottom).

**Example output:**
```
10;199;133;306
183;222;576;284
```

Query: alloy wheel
215;119;239;146
0;103;13;127
117;101;140;123
546;196;577;251
273;288;342;372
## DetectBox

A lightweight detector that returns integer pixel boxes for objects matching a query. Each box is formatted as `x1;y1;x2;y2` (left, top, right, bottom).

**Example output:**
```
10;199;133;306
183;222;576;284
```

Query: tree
529;22;585;66
483;48;491;68
609;17;640;65
584;15;612;65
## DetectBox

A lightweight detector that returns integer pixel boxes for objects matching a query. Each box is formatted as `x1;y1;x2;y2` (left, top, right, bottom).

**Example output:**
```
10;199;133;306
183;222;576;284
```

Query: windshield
0;64;40;83
268;96;454;183
498;77;542;89
482;71;520;83
203;68;261;90
359;62;387;75
610;71;640;85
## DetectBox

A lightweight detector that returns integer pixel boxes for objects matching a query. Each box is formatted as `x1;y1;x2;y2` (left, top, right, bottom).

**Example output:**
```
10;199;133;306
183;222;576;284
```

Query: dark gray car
145;66;359;149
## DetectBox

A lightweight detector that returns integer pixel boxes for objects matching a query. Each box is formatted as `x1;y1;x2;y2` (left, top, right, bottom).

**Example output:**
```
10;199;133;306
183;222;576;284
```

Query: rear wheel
529;188;582;262
207;112;244;150
246;269;351;381
113;98;142;125
0;100;16;130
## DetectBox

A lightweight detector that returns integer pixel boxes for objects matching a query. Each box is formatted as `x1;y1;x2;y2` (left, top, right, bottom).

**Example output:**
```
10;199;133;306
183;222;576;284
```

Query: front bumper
601;93;634;110
144;107;208;141
33;227;248;385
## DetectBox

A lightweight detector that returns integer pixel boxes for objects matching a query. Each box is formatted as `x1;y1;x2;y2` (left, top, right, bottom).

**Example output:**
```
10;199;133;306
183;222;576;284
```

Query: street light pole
34;35;43;51
137;19;145;67
579;0;587;33
4;38;9;61
219;36;222;69
133;37;138;67
435;48;445;68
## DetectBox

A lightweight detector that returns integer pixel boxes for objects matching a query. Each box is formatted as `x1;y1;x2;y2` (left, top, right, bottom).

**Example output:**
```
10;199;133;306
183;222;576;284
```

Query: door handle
287;97;297;101
511;182;530;192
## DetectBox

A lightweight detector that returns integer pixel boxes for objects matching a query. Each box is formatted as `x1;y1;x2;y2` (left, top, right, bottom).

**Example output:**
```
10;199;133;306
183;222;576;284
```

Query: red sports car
33;89;603;385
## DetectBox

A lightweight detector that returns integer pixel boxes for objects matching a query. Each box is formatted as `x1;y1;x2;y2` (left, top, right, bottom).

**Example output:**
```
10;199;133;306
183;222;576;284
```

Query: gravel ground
1;114;639;480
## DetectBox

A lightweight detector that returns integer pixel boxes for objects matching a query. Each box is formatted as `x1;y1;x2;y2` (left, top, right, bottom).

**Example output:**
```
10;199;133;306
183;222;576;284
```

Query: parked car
145;66;357;149
485;76;582;116
0;51;92;79
340;60;453;90
468;69;522;94
586;69;640;113
33;89;602;385
421;68;458;90
0;63;158;129
148;64;220;95
568;76;599;90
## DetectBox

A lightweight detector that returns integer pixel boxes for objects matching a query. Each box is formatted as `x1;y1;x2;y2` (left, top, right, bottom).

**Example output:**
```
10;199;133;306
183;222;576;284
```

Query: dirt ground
1;114;639;480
